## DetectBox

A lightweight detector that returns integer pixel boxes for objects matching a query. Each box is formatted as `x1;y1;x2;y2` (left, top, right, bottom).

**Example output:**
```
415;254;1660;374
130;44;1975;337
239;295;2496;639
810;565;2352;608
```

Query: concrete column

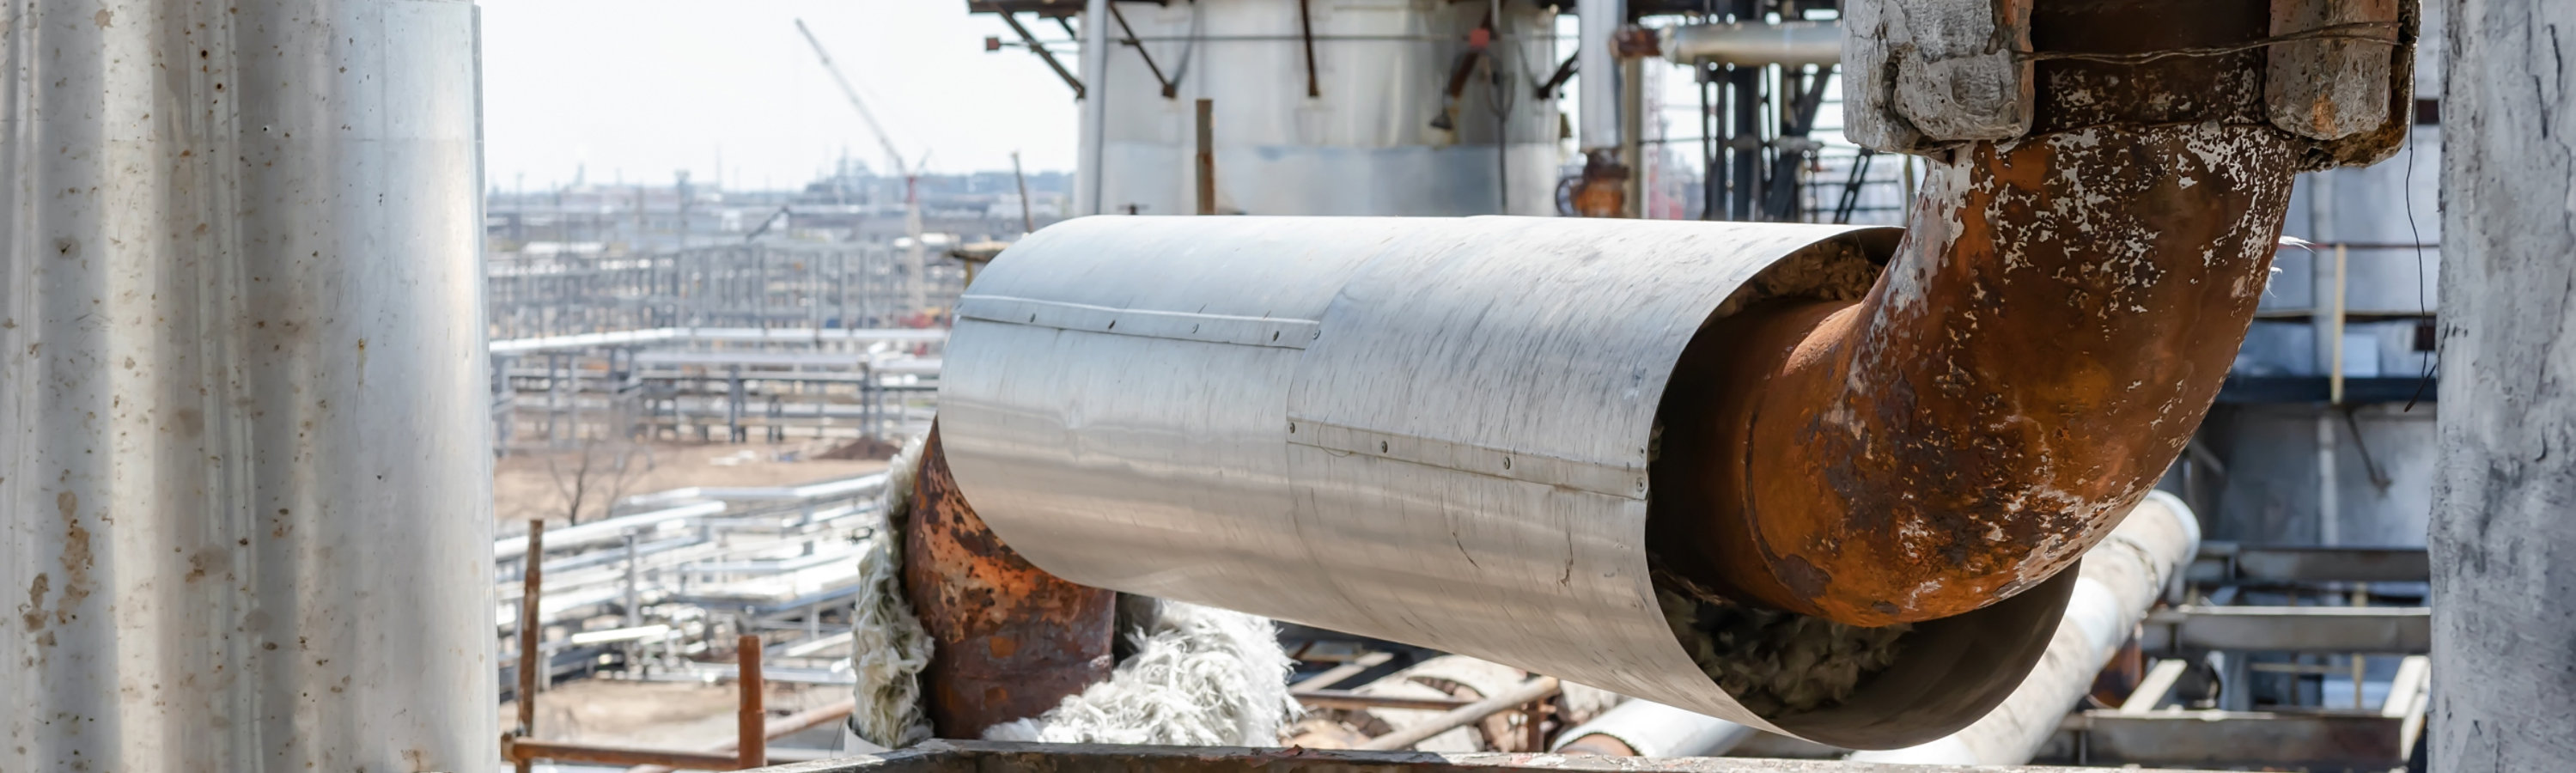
2431;0;2576;768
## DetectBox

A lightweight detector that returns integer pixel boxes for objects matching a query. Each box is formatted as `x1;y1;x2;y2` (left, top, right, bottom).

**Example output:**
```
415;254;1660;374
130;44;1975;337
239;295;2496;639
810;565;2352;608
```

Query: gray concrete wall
2200;405;2438;547
2431;0;2576;767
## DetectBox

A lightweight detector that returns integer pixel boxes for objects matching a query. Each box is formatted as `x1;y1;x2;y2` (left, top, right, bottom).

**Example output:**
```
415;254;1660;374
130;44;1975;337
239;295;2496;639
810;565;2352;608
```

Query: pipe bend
1660;123;2295;625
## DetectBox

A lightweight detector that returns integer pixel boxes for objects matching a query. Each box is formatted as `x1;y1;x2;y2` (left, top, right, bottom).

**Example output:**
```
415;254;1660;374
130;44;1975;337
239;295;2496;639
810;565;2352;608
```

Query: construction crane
795;18;929;318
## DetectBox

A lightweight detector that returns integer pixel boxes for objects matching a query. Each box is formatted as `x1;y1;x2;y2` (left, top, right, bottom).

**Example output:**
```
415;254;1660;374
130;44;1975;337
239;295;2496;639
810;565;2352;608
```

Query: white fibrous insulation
1659;585;1909;716
848;433;935;750
983;599;1301;746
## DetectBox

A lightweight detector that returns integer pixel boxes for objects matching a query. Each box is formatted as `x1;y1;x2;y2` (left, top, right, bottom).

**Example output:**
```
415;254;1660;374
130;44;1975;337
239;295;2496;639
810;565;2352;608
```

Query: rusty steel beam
904;425;1117;737
515;520;549;773
738;635;768;770
502;738;745;770
1657;0;2317;625
990;9;1084;100
628;699;858;773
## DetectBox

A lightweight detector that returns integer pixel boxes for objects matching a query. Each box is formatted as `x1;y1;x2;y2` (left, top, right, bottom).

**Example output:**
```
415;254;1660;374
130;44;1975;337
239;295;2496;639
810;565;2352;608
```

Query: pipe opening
1643;228;2070;747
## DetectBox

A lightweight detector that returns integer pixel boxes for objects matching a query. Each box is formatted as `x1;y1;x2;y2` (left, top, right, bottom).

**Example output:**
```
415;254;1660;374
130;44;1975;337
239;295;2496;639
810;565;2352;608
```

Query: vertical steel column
728;364;746;443
623;531;644;627
1575;0;1623;157
1571;0;1628;216
1077;0;1111;215
1619;57;1644;217
1;3;496;770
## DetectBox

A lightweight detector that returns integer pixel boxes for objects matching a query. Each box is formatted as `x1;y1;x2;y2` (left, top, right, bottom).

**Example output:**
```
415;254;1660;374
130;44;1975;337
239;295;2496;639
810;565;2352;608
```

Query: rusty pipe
1656;0;2303;625
904;425;1117;737
737;635;767;770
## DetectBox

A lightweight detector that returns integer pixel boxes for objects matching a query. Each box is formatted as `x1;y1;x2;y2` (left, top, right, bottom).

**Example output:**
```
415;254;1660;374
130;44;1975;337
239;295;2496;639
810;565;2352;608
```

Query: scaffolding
484;240;960;452
486;241;966;340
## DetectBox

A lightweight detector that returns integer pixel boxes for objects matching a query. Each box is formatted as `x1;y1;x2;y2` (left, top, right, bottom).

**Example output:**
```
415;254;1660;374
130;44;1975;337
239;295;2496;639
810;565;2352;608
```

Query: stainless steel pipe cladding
3;2;492;770
940;216;2074;747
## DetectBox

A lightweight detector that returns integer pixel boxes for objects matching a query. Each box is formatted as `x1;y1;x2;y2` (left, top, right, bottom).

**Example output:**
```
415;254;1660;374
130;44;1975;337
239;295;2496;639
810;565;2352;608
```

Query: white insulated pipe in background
1847;491;2202;765
1658;21;1841;66
1576;0;1624;152
1551;699;1757;758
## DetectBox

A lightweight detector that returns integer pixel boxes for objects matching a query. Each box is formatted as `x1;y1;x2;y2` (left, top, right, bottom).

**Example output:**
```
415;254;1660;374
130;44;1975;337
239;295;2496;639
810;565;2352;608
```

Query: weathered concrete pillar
2431;0;2576;768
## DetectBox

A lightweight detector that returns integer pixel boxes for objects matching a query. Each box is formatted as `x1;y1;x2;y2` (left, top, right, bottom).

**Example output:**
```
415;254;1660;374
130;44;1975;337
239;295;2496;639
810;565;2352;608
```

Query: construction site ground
495;440;892;525
504;679;850;752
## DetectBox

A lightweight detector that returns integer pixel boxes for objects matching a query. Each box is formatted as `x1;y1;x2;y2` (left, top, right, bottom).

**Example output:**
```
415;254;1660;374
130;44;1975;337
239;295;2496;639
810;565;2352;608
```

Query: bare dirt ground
503;679;848;751
495;440;890;525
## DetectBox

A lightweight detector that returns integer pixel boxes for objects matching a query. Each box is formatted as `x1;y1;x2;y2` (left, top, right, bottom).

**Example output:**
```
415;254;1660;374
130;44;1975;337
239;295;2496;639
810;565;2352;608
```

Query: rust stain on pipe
1658;0;2307;625
904;424;1117;736
1571;150;1630;218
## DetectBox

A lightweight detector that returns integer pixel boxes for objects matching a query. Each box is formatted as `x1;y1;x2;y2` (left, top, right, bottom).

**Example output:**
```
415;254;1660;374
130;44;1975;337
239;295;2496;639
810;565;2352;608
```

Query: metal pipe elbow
1650;0;2394;626
1657;0;2425;626
1661;125;2297;626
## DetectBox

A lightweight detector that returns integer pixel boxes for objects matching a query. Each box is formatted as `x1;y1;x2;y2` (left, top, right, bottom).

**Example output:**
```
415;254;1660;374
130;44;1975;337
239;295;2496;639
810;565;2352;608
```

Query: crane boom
793;19;931;316
795;19;908;180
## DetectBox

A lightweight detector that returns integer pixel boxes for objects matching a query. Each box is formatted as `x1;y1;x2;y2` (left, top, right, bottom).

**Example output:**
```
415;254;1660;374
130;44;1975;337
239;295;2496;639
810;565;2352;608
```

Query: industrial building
4;1;2570;772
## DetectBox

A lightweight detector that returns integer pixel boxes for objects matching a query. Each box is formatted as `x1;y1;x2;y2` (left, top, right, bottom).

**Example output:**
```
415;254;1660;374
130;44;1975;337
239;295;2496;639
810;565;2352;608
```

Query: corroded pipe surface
904;426;1117;737
1658;0;2303;625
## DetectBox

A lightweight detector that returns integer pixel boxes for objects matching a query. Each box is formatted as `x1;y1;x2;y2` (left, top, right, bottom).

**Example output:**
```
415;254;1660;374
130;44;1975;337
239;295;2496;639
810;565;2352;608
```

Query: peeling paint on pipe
1654;0;2309;626
903;427;1117;738
1848;491;2200;765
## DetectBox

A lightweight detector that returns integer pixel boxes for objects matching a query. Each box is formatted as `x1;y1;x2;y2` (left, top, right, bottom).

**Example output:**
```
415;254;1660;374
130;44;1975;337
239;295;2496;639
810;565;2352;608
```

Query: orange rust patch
904;425;1115;735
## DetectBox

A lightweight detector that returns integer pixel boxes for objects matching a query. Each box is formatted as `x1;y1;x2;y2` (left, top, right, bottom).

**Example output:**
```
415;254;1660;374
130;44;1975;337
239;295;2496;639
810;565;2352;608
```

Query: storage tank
1072;0;1561;216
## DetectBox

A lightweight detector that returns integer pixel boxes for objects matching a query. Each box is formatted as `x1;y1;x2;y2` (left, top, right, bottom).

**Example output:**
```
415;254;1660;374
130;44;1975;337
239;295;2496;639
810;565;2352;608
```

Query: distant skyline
478;0;1081;191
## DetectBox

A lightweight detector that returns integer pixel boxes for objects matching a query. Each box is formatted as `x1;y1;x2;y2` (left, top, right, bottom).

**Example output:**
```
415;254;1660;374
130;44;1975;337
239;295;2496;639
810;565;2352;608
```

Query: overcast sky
478;0;1081;191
